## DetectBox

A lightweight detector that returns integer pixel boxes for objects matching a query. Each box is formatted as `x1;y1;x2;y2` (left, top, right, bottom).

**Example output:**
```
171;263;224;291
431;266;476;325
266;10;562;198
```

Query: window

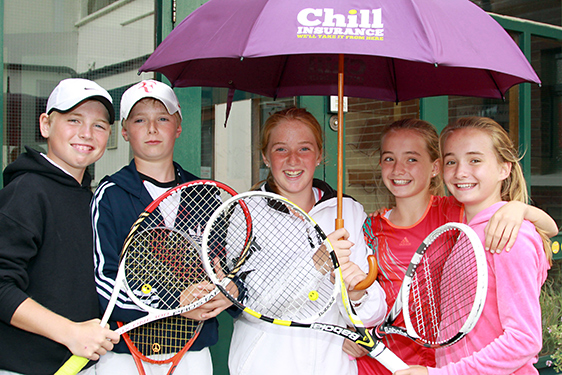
88;0;119;15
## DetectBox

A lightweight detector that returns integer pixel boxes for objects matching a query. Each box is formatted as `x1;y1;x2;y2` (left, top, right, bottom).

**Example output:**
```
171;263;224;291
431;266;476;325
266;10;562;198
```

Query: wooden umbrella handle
354;255;378;290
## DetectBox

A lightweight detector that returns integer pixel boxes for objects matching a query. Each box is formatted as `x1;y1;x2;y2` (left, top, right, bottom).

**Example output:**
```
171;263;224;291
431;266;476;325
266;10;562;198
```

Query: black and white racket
199;191;405;370
55;180;241;375
372;222;488;351
199;192;487;372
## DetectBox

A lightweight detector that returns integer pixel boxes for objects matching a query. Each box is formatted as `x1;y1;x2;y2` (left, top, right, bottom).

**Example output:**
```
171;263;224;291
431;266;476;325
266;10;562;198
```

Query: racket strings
208;195;335;322
123;316;200;361
124;183;237;311
125;228;208;310
143;183;232;241
408;229;479;345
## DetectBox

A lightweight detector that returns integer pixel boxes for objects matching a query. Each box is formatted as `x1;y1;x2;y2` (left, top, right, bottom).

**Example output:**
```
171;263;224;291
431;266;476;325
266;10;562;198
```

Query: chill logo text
297;8;384;41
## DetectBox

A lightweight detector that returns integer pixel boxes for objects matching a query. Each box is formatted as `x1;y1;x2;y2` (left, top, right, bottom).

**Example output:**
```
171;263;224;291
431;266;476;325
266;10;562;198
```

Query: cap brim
50;95;115;124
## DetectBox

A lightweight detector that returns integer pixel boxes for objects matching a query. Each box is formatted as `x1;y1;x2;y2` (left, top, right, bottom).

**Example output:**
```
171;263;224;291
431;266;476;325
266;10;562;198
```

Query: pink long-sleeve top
429;202;550;375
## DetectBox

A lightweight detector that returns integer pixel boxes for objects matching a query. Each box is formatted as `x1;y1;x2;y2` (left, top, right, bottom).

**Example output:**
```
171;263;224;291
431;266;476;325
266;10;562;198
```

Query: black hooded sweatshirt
0;147;99;374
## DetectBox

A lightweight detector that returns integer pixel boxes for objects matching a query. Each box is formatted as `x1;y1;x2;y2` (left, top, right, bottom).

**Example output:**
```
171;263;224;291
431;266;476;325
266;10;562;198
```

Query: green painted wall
420;96;448;133
174;87;202;176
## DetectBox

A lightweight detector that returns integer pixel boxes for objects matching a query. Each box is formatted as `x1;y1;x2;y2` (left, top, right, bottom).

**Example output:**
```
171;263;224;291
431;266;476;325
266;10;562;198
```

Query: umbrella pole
336;54;378;290
336;54;344;231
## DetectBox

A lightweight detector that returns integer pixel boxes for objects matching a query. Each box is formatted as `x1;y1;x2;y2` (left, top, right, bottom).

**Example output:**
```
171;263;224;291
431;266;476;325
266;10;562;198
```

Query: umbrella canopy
140;0;541;288
140;0;540;101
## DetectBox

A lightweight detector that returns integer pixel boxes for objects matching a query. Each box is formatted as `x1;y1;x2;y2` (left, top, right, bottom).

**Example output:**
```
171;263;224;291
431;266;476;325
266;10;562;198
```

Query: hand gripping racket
55;180;239;375
117;316;203;375
200;192;487;373
199;191;408;371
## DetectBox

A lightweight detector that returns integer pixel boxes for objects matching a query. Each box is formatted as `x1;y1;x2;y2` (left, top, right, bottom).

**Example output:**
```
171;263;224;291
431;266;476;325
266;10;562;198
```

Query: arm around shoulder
485;201;558;253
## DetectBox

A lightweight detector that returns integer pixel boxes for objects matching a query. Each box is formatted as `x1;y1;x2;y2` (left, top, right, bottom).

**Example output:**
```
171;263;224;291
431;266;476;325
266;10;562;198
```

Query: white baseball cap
46;78;115;124
120;80;182;122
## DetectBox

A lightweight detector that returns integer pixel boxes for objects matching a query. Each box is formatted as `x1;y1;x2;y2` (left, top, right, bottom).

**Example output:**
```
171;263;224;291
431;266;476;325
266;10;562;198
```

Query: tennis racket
55;180;240;375
372;222;488;350
199;191;407;371
199;192;487;373
117;316;203;375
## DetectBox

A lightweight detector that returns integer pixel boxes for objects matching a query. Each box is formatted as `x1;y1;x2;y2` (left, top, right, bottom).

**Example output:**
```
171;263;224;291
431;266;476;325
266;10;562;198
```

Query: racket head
118;316;203;364
401;222;488;347
55;181;237;375
118;180;238;317
201;191;339;324
134;179;238;241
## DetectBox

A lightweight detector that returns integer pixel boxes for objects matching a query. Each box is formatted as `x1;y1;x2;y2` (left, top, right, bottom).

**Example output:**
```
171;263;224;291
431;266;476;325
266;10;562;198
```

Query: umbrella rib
271;54;290;100
485;69;505;100
390;57;399;104
238;0;273;58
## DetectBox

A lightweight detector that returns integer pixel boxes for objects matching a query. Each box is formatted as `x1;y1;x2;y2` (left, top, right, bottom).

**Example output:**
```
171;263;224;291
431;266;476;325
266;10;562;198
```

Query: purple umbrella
141;0;539;100
140;0;540;288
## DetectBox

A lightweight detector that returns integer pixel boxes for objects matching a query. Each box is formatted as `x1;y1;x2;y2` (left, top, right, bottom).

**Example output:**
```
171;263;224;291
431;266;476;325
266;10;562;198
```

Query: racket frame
201;191;341;324
55;180;237;375
400;222;488;347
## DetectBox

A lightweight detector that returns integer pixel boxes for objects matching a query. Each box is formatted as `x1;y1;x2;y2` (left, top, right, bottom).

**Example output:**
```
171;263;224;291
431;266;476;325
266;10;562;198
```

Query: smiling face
380;129;439;201
121;98;182;164
39;99;111;182
262;119;322;203
442;128;511;220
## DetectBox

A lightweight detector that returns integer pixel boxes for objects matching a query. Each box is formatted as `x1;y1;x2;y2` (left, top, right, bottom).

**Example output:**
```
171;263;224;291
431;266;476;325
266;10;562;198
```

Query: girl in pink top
345;119;557;375
396;117;553;375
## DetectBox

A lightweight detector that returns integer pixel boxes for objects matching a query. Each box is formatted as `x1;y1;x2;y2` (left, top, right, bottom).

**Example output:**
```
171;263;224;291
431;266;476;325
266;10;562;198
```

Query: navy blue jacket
92;160;223;352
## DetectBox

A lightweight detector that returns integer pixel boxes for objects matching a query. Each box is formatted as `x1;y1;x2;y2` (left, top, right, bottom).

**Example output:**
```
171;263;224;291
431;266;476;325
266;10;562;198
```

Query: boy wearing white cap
93;80;231;374
0;78;119;375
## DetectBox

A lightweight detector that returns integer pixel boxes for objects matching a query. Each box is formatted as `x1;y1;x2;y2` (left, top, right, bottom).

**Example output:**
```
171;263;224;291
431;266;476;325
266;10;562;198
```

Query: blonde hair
380;118;445;196
440;117;552;264
254;107;323;193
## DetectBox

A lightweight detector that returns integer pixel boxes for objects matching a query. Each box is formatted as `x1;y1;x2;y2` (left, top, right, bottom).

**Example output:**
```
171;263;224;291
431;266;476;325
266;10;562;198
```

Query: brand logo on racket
376;324;404;338
311;323;361;341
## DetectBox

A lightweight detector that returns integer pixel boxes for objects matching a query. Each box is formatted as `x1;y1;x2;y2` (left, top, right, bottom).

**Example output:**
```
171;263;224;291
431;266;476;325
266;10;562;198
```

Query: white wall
76;0;154;77
214;100;253;193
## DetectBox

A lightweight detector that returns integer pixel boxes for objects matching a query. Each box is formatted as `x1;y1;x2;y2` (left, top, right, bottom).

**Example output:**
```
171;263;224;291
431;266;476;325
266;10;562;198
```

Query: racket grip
370;341;409;373
355;255;378;290
54;355;89;375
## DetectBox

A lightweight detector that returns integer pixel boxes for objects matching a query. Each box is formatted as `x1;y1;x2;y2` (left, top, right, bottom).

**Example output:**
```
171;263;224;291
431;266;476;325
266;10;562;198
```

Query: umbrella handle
354;255;378;290
335;217;377;290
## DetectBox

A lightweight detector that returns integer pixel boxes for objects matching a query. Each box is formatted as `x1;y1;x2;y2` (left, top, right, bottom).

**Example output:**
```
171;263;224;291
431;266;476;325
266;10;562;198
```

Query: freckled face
262;119;322;201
